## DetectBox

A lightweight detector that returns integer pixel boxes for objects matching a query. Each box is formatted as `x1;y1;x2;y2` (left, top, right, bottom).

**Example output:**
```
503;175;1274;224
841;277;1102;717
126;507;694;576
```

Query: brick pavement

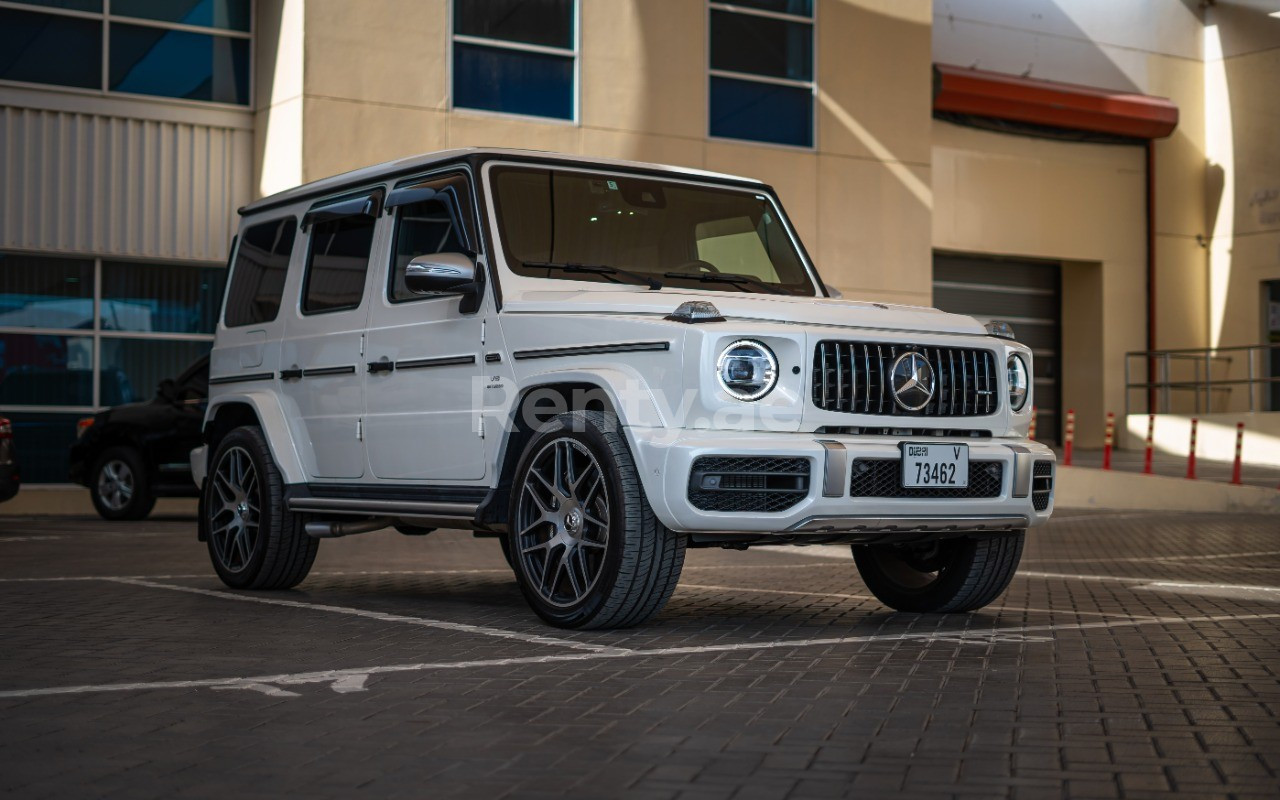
0;512;1277;799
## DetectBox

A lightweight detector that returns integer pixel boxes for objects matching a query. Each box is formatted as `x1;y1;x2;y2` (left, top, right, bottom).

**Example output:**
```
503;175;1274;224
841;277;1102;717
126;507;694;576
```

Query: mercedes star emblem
890;351;936;411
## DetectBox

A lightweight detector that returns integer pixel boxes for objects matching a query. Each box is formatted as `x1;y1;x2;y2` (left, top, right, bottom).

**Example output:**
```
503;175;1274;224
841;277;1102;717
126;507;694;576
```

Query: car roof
239;148;766;217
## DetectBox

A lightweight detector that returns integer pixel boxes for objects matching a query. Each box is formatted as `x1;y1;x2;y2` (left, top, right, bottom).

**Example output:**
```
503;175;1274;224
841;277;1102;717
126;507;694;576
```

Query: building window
0;0;252;106
452;0;577;121
708;1;815;148
0;251;226;483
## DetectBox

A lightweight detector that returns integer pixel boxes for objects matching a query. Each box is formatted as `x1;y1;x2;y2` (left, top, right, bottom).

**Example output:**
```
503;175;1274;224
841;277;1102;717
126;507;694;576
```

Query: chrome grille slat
811;341;998;418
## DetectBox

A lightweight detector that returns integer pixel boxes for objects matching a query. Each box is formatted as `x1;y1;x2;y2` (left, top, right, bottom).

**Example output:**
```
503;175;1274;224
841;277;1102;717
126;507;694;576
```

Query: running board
287;497;480;519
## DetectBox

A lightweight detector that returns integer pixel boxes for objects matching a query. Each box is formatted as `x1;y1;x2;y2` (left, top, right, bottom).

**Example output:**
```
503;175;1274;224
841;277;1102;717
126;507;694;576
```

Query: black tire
89;446;156;521
506;410;686;630
204;425;317;590
852;532;1024;613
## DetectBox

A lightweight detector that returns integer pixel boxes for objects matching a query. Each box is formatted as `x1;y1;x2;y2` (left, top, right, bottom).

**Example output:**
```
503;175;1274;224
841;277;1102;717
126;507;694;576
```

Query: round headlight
1007;354;1029;412
716;339;778;401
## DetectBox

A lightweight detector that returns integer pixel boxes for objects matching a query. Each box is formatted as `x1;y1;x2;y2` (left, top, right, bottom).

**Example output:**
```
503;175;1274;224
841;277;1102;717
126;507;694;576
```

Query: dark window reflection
112;0;251;32
710;10;813;82
453;43;573;120
99;338;212;405
109;23;249;105
225;218;297;327
719;0;812;16
0;8;102;90
0;254;95;330
710;75;813;147
454;0;573;48
2;412;83;484
101;261;227;334
303;214;376;314
6;1;102;13
0;333;95;406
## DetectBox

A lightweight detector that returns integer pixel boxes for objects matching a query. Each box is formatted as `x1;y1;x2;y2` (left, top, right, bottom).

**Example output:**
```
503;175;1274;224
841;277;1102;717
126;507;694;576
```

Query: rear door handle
367;360;395;374
279;367;303;380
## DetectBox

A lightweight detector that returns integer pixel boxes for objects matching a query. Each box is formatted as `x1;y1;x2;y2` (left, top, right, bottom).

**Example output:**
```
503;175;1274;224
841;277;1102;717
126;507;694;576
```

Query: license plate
901;442;969;488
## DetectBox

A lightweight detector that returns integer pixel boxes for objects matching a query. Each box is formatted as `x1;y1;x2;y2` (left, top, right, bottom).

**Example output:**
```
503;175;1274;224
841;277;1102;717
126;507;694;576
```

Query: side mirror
405;252;476;295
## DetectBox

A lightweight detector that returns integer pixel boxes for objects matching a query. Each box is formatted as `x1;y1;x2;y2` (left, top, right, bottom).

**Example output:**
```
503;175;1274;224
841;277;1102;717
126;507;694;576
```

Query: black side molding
512;341;671;361
396;354;477;371
209;372;274;386
302;365;357;377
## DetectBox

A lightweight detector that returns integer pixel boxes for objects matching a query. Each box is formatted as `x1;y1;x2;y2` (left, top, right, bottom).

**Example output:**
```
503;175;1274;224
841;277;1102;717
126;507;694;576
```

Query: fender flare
203;391;307;486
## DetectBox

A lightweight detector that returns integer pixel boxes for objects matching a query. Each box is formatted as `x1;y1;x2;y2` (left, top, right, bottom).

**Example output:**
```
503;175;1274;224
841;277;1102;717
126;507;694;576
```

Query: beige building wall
252;0;935;306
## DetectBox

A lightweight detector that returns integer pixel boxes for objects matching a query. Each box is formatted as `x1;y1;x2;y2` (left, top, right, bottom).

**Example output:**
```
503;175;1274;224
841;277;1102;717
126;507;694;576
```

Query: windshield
490;166;819;296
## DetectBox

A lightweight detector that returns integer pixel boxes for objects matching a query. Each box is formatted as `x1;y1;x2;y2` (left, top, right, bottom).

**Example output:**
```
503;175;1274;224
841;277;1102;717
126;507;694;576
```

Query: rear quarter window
224;217;297;327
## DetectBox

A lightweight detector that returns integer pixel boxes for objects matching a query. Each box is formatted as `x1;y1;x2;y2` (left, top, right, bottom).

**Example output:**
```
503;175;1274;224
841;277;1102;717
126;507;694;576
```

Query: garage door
932;253;1061;444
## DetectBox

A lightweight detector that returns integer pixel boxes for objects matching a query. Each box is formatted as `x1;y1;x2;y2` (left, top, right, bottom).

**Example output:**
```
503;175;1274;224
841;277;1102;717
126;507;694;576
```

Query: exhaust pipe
304;518;392;539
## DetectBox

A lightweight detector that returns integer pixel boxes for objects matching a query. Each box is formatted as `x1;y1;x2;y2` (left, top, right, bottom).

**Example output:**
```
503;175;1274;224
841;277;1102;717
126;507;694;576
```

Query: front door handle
280;367;303;380
367;360;395;374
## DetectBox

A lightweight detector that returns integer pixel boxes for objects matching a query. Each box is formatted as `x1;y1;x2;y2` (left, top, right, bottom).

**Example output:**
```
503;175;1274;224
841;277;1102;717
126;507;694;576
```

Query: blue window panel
109;23;249;105
99;338;212;406
0;9;102;90
710;76;813;148
2;412;83;484
112;0;252;32
453;43;573;120
6;0;102;11
0;254;95;330
0;333;95;406
101;261;227;334
710;9;812;82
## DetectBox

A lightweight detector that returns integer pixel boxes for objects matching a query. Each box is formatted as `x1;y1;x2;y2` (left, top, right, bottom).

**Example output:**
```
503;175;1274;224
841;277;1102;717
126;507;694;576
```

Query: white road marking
3;611;1277;701
104;578;630;655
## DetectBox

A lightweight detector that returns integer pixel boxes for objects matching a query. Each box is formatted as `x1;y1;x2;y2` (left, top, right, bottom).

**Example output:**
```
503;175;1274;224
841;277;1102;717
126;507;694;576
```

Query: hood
501;288;989;337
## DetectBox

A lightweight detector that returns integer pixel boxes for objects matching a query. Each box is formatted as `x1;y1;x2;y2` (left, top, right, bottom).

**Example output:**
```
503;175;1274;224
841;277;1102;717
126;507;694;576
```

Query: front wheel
507;411;686;630
852;532;1024;613
90;447;155;521
204;426;317;590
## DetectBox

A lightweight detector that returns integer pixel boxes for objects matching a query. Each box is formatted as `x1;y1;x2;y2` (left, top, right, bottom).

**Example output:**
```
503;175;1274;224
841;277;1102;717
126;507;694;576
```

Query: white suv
193;148;1055;629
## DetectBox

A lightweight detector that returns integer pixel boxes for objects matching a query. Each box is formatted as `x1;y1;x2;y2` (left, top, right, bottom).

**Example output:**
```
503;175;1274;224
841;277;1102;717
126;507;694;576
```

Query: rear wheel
204;426;317;590
507;411;686;629
852;532;1024;613
90;447;155;521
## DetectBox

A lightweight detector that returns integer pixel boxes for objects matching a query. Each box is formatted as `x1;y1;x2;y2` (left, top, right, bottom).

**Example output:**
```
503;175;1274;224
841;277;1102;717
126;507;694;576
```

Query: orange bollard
1143;413;1155;475
1029;406;1037;440
1064;409;1075;466
1231;422;1244;485
1186;418;1198;480
1103;412;1115;471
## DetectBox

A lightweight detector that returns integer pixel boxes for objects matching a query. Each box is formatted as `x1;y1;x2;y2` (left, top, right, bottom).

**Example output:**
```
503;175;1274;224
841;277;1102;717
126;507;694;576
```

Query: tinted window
112;0;251;31
454;0;573;48
0;254;94;329
0;8;102;90
225;218;296;327
453;43;573;120
710;76;813;148
710;10;812;82
101;261;226;334
109;23;250;104
389;176;476;303
99;338;212;405
303;215;377;315
0;333;94;406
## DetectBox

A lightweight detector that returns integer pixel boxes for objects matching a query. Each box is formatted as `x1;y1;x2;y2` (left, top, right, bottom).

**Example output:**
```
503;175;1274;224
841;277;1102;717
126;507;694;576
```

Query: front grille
688;456;810;513
1032;460;1054;511
812;341;999;417
850;459;1003;499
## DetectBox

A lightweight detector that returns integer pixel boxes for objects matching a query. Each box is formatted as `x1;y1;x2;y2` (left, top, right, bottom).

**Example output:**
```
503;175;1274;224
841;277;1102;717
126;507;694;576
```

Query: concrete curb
1055;465;1280;514
0;487;197;518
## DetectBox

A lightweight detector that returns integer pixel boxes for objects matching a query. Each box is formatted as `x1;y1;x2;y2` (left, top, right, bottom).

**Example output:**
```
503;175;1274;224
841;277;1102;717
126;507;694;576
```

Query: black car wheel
204;425;317;590
90;447;156;521
507;411;686;630
852;532;1025;613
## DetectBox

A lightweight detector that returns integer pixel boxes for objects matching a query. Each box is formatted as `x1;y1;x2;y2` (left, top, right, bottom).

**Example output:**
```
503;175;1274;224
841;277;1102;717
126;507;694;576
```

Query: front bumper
626;428;1055;537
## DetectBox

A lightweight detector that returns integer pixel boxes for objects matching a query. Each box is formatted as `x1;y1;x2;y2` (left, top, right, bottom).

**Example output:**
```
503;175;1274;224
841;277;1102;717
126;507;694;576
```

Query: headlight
716;339;777;401
1007;354;1029;411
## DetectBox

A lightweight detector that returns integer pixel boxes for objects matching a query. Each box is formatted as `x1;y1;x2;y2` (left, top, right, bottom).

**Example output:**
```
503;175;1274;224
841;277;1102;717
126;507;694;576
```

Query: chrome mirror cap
405;252;476;294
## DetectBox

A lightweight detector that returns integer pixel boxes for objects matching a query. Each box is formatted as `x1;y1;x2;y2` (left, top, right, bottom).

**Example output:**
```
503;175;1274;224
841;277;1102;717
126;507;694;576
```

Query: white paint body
200;149;1054;535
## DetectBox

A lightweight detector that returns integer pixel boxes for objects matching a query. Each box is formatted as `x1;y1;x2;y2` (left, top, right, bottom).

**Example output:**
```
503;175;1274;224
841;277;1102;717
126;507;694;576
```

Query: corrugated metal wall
0;104;252;263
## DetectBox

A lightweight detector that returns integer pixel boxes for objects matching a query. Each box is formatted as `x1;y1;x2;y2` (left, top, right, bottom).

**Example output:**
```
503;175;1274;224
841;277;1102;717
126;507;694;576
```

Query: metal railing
1124;343;1280;415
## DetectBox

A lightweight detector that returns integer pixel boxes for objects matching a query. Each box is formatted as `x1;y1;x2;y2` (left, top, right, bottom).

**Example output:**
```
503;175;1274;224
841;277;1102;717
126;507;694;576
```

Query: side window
387;174;477;303
694;217;780;283
302;208;378;315
224;217;297;327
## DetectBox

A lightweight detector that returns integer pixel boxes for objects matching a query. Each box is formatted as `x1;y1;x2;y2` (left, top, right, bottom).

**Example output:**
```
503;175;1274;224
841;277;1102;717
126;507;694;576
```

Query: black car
0;417;18;503
70;356;208;520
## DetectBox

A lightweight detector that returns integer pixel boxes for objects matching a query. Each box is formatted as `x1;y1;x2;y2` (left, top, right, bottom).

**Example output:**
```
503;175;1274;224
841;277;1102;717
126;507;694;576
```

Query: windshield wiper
662;271;788;295
523;261;662;290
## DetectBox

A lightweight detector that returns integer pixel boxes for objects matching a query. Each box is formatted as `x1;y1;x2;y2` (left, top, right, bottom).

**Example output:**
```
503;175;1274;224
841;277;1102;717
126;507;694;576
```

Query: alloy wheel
208;446;261;573
515;438;611;608
96;459;135;511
